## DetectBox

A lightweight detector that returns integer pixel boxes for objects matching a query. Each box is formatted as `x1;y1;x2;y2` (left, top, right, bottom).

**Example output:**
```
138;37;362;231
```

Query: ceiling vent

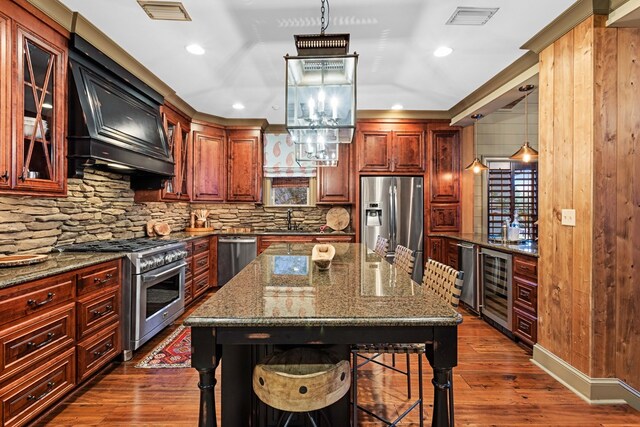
137;1;191;21
446;7;499;26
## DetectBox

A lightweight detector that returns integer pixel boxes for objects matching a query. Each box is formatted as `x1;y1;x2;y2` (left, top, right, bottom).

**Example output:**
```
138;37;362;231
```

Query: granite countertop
430;232;539;257
0;252;125;289
184;243;461;328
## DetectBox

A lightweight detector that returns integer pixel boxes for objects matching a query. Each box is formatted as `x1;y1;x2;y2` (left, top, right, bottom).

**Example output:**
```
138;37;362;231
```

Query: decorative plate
0;254;48;267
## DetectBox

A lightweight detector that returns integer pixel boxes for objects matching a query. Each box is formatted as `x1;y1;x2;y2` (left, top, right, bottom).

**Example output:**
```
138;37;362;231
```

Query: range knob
139;259;151;271
165;252;175;263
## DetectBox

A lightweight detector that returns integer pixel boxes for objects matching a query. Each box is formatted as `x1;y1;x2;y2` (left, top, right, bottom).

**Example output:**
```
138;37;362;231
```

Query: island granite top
0;252;125;289
184;243;462;328
429;233;538;257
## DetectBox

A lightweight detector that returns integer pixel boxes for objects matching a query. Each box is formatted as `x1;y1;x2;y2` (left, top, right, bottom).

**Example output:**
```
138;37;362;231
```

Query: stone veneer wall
0;169;343;255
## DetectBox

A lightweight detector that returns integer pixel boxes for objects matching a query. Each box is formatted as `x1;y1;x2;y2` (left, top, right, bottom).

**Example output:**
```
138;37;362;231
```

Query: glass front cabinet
1;5;67;195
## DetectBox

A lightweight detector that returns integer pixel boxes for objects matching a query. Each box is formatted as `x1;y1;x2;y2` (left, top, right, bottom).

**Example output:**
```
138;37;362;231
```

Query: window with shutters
486;159;537;240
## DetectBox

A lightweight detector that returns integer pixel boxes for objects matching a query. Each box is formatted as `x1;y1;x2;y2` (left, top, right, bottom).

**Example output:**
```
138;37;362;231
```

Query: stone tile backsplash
0;169;343;255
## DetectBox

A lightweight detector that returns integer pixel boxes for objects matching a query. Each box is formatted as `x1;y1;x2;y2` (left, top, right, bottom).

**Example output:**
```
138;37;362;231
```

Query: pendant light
510;85;538;162
285;0;358;150
465;113;489;174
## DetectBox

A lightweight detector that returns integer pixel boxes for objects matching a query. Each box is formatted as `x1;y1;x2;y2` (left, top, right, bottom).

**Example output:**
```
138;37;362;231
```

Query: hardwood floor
35;299;640;426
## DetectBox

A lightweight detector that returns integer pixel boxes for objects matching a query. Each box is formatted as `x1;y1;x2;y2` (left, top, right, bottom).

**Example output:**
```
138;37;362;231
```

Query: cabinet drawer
1;348;75;427
193;272;209;298
193;238;210;255
513;277;537;314
77;261;121;296
77;289;120;341
77;323;120;383
513;256;537;280
0;304;74;384
0;274;75;327
513;307;537;346
185;242;193;258
193;251;209;277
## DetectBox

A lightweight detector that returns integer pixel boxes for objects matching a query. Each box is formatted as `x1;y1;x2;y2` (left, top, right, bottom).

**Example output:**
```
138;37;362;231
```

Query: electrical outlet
561;209;576;226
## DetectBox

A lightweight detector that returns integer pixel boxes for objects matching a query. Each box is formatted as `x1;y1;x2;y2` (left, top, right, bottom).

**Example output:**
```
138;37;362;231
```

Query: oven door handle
141;262;186;284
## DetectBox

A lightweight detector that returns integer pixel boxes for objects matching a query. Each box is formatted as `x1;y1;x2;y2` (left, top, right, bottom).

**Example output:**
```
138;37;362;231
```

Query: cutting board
326;207;350;231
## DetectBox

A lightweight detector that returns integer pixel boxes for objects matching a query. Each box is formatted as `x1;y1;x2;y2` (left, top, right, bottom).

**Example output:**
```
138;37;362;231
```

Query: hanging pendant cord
320;0;330;34
524;91;528;143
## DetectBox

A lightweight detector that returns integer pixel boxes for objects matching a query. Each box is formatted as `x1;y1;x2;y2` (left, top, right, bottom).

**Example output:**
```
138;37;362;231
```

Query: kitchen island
184;242;462;427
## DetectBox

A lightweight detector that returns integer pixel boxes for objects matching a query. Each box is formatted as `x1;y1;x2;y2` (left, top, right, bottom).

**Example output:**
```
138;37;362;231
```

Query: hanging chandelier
510;85;538;162
465;113;489;174
285;0;358;168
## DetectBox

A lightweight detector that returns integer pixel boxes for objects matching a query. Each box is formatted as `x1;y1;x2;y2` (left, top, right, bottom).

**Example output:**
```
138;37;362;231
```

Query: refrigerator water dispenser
365;204;382;226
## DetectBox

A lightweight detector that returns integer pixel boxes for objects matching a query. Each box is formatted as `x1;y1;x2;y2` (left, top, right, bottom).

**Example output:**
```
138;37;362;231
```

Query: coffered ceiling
58;0;576;123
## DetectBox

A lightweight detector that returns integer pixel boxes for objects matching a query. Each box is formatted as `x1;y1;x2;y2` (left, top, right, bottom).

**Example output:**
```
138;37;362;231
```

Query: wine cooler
480;248;513;330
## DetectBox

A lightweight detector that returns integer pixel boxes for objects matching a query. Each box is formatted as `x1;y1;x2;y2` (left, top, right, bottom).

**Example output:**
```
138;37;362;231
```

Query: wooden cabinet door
317;143;352;204
161;107;190;201
227;129;262;202
429;129;460;203
357;130;391;172
13;24;66;195
392;130;425;172
192;129;225;202
0;13;9;191
427;237;443;263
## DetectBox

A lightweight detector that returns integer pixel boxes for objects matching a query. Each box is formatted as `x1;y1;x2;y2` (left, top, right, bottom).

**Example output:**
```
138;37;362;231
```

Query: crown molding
607;0;640;26
448;51;539;124
357;110;451;120
521;0;609;53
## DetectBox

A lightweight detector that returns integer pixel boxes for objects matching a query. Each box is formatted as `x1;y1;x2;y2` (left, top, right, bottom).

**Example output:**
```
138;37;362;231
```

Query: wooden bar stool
253;347;351;426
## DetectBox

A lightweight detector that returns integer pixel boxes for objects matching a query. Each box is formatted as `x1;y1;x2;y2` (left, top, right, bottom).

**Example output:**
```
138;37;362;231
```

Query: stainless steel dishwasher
217;236;257;286
457;242;479;314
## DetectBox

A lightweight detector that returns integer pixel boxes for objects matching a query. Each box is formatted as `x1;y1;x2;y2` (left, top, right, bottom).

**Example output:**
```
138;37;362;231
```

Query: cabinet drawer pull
92;305;113;317
93;342;113;358
27;292;55;307
27;381;55;402
94;273;113;285
27;332;56;351
0;171;7;181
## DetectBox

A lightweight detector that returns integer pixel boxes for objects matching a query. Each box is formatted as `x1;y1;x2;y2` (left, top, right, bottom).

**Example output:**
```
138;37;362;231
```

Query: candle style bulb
318;90;326;112
308;97;315;119
331;97;338;119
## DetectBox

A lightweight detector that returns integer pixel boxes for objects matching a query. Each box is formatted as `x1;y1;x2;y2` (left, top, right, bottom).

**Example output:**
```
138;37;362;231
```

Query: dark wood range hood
67;34;173;190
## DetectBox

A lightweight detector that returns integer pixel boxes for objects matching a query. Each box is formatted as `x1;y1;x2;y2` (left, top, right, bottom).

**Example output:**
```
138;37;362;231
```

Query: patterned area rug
135;325;191;368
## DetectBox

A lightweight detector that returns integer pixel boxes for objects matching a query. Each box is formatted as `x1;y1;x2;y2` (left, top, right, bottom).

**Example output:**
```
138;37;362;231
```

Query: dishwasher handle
457;243;475;249
219;237;257;244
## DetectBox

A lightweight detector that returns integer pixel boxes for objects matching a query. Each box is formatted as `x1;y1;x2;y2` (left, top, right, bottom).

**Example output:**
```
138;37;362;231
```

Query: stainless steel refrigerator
360;176;424;282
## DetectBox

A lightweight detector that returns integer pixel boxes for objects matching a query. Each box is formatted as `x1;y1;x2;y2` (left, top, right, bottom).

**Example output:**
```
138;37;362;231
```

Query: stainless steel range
58;238;188;361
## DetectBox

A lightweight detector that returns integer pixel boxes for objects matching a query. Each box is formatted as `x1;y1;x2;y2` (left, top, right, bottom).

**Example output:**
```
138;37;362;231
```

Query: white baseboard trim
532;344;640;411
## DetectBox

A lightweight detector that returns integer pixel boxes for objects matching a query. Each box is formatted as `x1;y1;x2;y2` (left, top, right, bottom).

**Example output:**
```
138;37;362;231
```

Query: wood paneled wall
538;15;640;390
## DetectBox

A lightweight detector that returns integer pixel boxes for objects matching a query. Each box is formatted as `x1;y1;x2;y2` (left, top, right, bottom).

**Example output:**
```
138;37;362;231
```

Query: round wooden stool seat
252;347;351;413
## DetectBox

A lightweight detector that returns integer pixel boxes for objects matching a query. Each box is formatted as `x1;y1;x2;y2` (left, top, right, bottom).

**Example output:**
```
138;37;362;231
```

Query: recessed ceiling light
434;46;453;57
391;104;404;110
232;103;245;110
42;102;53;109
185;44;205;55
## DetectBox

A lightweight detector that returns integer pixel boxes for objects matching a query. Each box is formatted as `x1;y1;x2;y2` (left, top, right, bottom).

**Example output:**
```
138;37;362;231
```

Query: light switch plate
561;209;576;226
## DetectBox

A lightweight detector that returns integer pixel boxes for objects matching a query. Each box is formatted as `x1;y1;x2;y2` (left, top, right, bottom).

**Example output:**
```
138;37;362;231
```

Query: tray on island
0;254;48;267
